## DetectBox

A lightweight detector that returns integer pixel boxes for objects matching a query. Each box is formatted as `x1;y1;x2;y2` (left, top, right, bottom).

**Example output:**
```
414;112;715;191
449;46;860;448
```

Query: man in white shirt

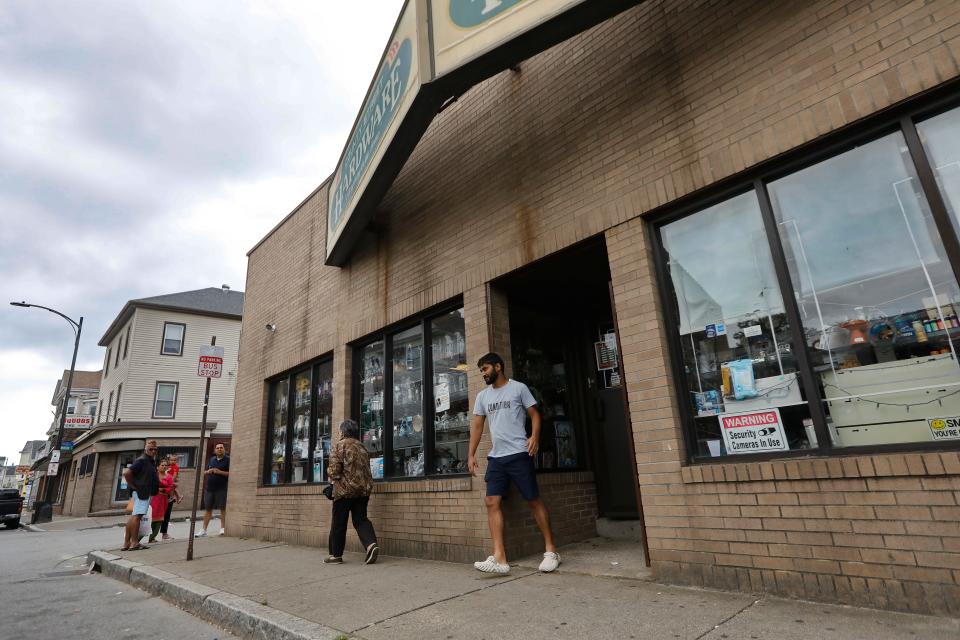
468;352;560;574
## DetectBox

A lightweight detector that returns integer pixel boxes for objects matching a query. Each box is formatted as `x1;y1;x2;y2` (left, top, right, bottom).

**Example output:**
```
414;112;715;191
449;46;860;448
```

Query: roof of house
99;287;244;345
51;370;102;404
19;440;45;456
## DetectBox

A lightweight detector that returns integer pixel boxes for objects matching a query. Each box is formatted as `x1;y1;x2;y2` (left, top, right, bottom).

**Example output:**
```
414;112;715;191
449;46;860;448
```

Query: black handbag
322;484;334;500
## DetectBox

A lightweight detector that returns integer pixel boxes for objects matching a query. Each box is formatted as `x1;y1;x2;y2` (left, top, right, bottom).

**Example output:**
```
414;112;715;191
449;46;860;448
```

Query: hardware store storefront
230;0;960;614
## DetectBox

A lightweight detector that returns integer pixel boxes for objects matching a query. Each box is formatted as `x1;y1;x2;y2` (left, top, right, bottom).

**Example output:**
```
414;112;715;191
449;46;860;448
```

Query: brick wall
233;0;960;612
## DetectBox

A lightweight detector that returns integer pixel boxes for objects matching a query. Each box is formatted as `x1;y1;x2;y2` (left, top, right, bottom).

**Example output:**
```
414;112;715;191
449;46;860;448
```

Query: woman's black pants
160;501;174;534
328;496;377;557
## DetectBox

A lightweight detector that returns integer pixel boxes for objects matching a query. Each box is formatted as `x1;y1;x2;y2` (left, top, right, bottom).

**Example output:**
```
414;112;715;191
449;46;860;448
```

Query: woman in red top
148;460;176;543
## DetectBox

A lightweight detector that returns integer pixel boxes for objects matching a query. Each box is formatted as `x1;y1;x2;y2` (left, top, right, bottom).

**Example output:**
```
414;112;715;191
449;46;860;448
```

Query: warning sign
198;345;225;378
719;408;789;454
928;416;960;441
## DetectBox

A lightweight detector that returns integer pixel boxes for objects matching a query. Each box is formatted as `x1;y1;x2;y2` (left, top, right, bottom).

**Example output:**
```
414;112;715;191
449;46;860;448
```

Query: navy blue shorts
485;452;540;501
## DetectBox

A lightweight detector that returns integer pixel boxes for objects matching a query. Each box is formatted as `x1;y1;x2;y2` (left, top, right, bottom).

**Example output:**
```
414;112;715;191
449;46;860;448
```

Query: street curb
22;523;44;532
89;551;345;640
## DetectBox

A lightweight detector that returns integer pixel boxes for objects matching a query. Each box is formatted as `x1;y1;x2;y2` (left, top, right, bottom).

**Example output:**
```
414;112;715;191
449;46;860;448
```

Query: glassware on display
432;310;469;474
392;326;424;477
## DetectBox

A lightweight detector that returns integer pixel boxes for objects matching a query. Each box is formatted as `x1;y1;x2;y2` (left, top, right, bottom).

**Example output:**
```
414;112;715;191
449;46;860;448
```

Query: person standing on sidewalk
325;419;379;565
147;458;174;543
468;353;560;574
121;439;159;551
158;455;182;541
196;443;229;537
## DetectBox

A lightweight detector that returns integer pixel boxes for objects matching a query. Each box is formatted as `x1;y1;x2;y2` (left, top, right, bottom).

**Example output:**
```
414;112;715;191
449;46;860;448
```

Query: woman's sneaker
323;556;343;564
538;551;561;572
365;543;380;565
474;555;510;574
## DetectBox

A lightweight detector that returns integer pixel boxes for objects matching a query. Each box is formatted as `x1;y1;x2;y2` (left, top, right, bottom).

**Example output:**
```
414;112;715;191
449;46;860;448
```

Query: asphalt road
0;519;236;640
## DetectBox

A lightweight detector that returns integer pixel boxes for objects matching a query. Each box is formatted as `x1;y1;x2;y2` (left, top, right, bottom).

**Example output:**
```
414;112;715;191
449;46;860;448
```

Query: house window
115;336;121;367
105;349;111;377
107;391;114;422
653;101;960;461
161;322;186;356
264;358;334;486
354;302;466;479
86;401;97;417
66;397;77;415
115;384;122;422
123;325;131;359
157;446;196;469
153;382;178;418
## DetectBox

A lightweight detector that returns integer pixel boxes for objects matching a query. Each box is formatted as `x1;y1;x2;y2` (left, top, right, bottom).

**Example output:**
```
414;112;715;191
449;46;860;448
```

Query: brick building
231;0;960;615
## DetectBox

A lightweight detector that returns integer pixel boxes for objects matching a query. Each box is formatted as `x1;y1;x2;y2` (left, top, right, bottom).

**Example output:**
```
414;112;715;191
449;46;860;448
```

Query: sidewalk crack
349;571;536;635
694;596;763;640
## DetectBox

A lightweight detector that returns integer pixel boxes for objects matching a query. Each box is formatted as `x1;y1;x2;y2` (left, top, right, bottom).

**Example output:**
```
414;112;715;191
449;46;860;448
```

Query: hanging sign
65;415;93;427
432;0;591;76
719;408;788;454
198;345;225;378
928;416;960;441
434;382;451;412
47;462;60;476
327;1;422;261
594;340;618;371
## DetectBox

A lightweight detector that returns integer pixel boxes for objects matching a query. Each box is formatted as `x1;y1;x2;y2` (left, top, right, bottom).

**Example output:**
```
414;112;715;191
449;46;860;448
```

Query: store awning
324;0;645;266
93;439;145;454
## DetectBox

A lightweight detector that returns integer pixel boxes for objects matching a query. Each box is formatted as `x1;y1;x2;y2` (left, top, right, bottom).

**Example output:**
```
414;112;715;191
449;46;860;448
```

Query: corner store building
230;0;960;615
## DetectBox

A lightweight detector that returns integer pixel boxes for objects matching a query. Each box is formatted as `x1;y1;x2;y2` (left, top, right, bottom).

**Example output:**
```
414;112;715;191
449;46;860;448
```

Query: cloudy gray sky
0;1;402;463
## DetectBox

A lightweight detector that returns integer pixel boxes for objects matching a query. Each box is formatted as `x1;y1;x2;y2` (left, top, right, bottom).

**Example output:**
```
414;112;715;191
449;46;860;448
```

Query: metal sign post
187;337;222;561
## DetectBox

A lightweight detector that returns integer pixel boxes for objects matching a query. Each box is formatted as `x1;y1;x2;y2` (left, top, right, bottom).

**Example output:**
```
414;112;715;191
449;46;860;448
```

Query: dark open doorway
493;238;641;520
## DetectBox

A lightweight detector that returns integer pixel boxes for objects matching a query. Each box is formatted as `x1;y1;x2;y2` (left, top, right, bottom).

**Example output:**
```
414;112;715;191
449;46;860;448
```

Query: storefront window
919;106;960;238
432;309;469;474
263;360;334;485
291;371;312;484
769;132;960;448
392;326;424;477
266;379;289;485
314;360;334;482
354;303;467;478
661;192;815;457
359;341;385;478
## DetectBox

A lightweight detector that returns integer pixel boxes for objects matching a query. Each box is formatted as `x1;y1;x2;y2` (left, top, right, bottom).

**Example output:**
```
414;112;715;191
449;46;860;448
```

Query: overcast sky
0;1;402;463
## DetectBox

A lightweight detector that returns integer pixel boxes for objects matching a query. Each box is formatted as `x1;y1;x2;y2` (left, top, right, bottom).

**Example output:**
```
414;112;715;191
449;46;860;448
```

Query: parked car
0;488;24;529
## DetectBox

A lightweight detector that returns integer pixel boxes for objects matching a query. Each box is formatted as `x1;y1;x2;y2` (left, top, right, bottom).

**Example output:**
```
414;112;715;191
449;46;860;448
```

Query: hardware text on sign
198;345;225;378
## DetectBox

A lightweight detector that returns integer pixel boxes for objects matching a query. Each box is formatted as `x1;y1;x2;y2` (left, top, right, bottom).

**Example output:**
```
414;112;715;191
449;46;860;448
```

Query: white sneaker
195;529;207;537
218;528;225;536
474;555;510;574
539;551;561;572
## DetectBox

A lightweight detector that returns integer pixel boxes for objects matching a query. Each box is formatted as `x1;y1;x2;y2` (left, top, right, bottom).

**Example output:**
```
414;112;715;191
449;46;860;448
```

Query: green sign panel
449;0;525;27
329;38;414;235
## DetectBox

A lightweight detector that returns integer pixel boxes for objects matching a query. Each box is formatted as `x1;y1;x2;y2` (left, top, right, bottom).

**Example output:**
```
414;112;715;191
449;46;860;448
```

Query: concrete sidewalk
25;512;189;532
89;536;960;640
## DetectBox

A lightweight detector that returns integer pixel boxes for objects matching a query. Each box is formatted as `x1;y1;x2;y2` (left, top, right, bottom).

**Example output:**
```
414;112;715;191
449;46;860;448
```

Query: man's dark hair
477;352;505;370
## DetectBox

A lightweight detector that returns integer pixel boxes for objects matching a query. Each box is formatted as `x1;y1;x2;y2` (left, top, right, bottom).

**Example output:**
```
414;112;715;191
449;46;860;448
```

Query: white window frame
153;382;178;419
161;322;186;356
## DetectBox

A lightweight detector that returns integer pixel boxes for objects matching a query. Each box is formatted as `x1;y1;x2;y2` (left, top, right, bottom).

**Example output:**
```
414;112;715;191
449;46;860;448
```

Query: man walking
468;352;560;574
122;439;159;551
197;443;229;537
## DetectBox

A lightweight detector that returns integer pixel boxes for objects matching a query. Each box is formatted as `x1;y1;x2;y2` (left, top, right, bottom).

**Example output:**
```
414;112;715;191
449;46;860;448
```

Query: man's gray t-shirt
473;379;537;458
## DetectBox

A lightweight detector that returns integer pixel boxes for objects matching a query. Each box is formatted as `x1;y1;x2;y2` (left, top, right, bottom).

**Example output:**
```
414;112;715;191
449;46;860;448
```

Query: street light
10;301;83;524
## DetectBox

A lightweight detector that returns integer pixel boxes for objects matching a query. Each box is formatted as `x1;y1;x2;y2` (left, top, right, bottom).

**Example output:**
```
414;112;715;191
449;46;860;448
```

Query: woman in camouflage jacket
325;419;379;564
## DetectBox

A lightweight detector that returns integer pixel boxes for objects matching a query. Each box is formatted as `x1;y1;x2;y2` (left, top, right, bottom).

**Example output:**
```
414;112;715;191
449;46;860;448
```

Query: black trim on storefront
350;297;469;481
261;353;334;488
649;80;960;465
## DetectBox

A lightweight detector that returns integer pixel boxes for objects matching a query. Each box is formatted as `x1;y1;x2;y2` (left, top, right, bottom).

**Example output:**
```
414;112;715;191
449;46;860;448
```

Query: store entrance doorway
494;239;641;520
